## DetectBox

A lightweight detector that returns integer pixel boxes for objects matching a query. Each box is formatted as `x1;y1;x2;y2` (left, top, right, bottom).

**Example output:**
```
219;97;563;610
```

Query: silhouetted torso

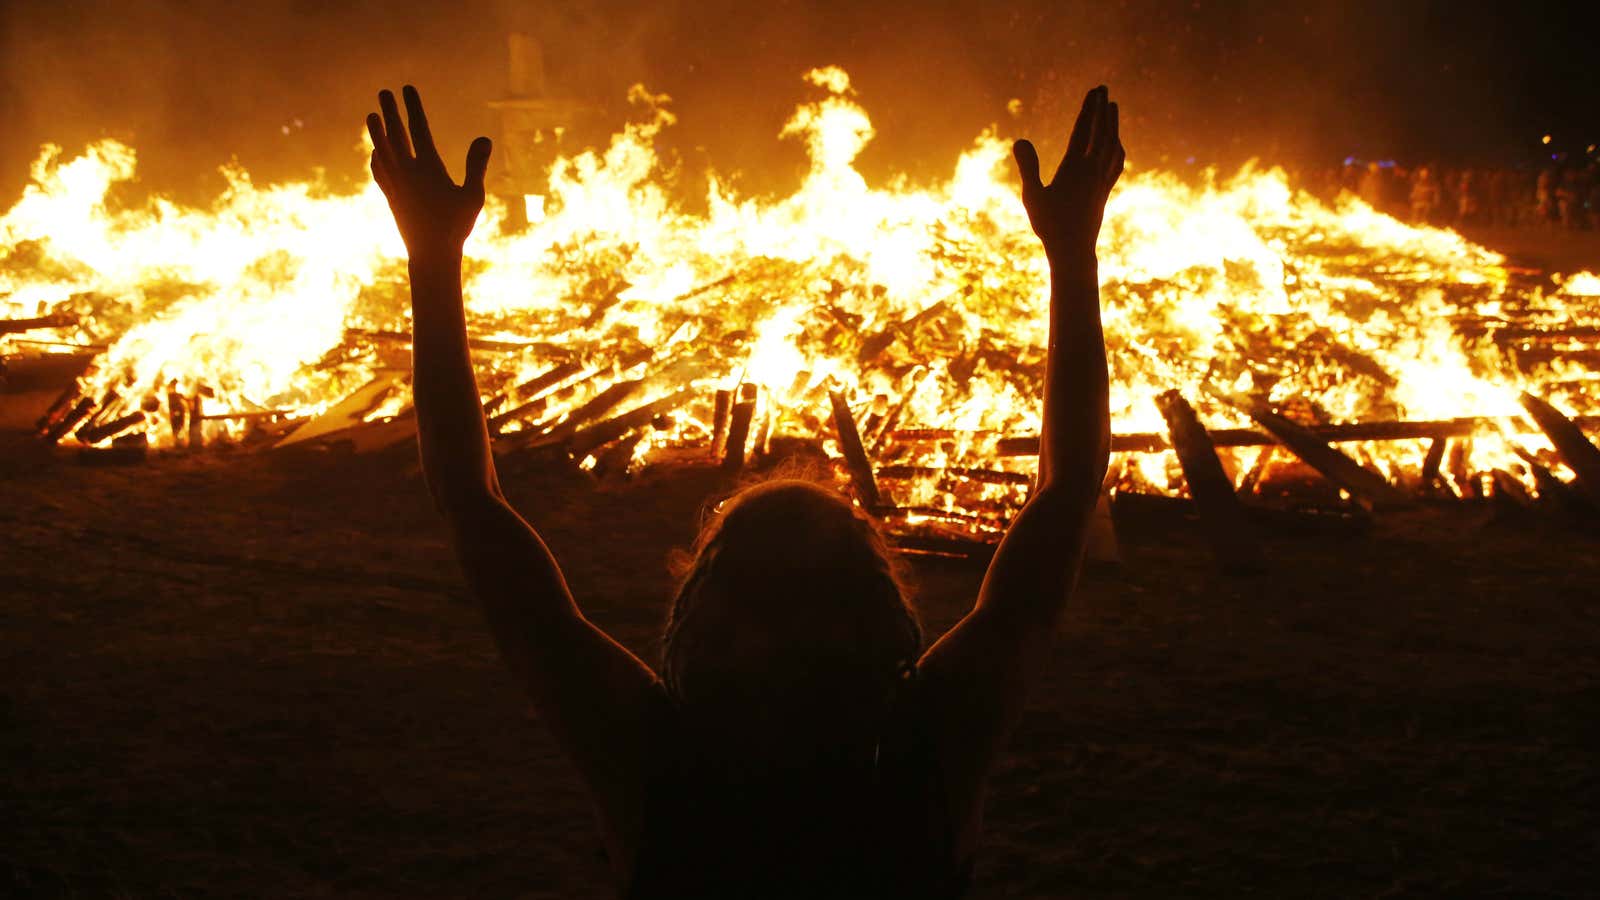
625;677;972;899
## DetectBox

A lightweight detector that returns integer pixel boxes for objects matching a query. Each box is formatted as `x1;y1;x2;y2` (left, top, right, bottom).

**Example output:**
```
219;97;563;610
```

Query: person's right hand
367;85;492;257
1012;86;1125;261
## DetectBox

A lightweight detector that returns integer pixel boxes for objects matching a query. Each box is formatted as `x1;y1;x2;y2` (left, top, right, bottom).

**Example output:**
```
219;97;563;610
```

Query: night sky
0;0;1596;204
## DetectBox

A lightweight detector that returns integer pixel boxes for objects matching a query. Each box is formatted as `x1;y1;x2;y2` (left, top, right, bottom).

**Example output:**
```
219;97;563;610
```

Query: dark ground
1;425;1597;899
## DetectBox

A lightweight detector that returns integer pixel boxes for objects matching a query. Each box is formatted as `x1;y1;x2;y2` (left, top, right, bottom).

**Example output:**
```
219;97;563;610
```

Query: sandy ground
2;427;1597;899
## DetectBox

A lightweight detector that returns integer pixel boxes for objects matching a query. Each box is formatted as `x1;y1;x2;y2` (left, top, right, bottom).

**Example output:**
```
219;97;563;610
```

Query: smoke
1;0;1595;206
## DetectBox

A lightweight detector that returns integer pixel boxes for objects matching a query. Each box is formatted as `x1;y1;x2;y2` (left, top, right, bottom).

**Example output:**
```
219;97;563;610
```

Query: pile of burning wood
6;70;1600;569
12;293;1600;572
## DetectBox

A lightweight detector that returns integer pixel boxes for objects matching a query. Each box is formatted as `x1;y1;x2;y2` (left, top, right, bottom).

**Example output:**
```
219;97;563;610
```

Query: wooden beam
710;388;732;458
77;411;146;445
1420;437;1447;494
1519;391;1600;508
1238;401;1412;509
41;397;95;444
722;383;758;473
1155;390;1265;574
0;313;75;335
874;465;1033;486
567;388;696;457
828;389;884;511
994;414;1600;456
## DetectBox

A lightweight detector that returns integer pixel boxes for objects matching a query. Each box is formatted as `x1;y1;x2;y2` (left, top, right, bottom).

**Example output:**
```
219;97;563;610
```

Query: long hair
660;475;922;711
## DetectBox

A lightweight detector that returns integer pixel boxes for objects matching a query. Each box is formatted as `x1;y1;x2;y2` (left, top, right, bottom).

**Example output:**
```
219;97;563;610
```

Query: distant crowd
1303;159;1600;230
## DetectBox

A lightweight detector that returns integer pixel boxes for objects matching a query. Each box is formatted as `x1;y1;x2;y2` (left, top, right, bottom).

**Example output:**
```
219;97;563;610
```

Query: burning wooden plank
1155;390;1264;574
870;384;919;456
566;388;697;458
509;377;644;450
1236;400;1412;509
488;349;654;435
875;465;1032;487
276;372;404;448
887;532;997;561
484;359;586;431
1419;437;1447;495
722;383;758;473
483;359;582;418
829;389;885;511
994;414;1600;456
1518;391;1600;508
40;396;96;444
710;388;732;459
0;312;76;335
76;410;146;445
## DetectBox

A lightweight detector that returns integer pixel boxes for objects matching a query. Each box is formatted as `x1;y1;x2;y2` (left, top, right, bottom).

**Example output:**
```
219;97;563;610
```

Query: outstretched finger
379;89;413;160
1063;85;1102;163
367;113;398;173
463;136;493;197
1098;100;1120;164
1012;139;1043;196
402;85;442;167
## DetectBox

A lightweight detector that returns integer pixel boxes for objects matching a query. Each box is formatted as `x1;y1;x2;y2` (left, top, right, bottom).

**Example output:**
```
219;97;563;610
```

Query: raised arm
367;87;664;863
915;86;1123;842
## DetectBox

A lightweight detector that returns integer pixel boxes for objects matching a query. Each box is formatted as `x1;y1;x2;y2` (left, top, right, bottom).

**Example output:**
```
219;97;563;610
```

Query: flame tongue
2;66;1596;503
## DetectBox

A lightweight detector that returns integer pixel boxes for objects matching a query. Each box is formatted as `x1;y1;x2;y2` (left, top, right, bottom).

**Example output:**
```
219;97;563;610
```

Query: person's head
661;477;921;718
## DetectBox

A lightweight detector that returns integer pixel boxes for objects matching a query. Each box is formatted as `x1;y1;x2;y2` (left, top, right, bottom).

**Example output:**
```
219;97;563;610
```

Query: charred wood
567;389;697;458
1518;391;1600;508
0;313;76;335
77;411;146;445
42;397;96;444
1155;390;1264;574
828;389;885;511
722;383;758;473
995;415;1600;456
1237;401;1411;509
875;465;1032;487
711;388;732;458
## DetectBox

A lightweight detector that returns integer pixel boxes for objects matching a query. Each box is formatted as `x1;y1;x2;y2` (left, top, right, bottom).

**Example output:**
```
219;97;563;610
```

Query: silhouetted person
366;83;1124;898
1410;165;1441;224
1537;168;1559;224
1455;169;1479;224
1359;161;1387;210
1556;168;1583;230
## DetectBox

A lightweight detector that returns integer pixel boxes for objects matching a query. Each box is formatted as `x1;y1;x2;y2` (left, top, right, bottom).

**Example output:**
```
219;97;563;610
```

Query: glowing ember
3;67;1597;511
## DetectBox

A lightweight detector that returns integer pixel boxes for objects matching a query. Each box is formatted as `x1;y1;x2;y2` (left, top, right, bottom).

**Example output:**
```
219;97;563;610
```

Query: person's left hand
367;85;492;256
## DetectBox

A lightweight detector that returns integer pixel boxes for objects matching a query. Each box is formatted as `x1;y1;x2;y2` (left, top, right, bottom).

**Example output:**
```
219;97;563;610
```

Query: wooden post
1155;390;1265;574
1239;401;1411;509
166;381;189;446
1419;437;1447;494
1519;391;1600;508
722;383;758;473
188;385;206;448
710;388;732;458
828;389;884;511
